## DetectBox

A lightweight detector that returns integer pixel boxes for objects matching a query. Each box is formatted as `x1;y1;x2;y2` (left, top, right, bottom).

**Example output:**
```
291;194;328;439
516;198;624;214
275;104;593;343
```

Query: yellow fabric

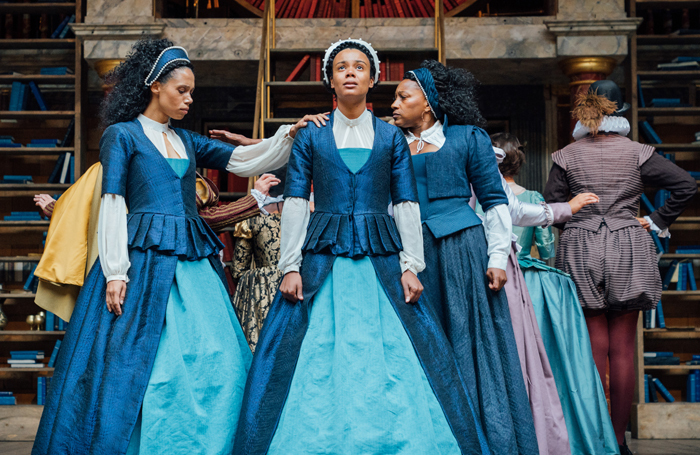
34;163;103;321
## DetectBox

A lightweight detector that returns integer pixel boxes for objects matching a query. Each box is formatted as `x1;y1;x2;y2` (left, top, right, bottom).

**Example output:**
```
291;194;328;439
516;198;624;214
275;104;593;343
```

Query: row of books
45;312;68;332
0;391;16;406
260;0;452;18
644;375;675;403
644;351;679;366
7;81;49;111
657;56;700;71
0;67;74;77
662;261;698;291
4;211;43;221
37;376;51;406
7;350;45;369
2;12;74;40
0;261;35;283
643;302;666;329
0;137;62;148
687;371;700;403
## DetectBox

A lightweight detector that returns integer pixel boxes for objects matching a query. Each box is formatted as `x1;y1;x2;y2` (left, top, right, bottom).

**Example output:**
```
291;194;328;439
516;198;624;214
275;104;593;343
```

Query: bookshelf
0;0;86;410
255;2;445;140
629;0;700;439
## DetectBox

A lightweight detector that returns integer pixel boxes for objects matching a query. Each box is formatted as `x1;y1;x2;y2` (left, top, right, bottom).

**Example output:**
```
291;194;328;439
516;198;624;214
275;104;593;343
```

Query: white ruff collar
405;120;445;151
572;116;630;141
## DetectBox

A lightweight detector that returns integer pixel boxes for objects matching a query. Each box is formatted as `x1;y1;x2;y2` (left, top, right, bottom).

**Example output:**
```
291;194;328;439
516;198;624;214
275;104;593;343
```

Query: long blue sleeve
466;128;508;212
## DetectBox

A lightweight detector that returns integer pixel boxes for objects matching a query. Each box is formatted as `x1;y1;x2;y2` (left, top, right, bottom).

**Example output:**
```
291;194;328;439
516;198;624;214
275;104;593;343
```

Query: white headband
493;146;506;164
322;38;381;84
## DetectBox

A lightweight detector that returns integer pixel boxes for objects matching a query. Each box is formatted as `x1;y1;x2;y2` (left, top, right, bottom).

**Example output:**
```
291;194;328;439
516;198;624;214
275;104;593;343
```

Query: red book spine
399;0;414;17
382;2;392;17
372;2;380;17
413;0;429;17
315;54;322;81
310;55;317;81
282;0;296;18
360;5;366;17
229;175;249;193
396;62;404;81
307;0;319;17
208;169;220;188
220;232;234;262
390;61;404;81
379;61;387;81
387;0;399;17
275;0;287;15
384;58;391;80
289;0;303;18
299;0;313;17
286;54;311;81
227;172;235;193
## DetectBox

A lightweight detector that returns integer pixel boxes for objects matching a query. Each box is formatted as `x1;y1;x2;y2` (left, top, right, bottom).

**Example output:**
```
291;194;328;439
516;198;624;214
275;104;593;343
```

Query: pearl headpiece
322;38;381;84
144;46;190;87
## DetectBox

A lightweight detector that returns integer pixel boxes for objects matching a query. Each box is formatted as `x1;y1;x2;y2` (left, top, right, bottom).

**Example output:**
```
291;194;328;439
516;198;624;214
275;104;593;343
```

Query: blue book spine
37;377;43;405
0;392;13;396
650;231;665;254
0;396;17;405
696;371;700;403
678;263;687;291
19;83;28;110
23;264;37;291
690;374;697;402
648;376;659;402
639;121;662;144
10;351;43;356
640;194;656;213
688;263;697;291
50;16;70;39
644;310;651;329
28;82;47;111
45;311;54;332
4;216;42;221
652;377;675;402
9;82;22;111
10;355;44;360
48;154;66;184
58;15;75;39
68;155;74;184
47;340;61;368
693;355;700;360
644;375;650;403
637;75;645;108
656;301;666;328
645;352;675;358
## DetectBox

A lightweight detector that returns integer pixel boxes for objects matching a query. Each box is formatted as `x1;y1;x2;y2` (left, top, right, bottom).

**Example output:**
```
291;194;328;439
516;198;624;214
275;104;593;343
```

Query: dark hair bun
491;132;525;177
100;38;194;127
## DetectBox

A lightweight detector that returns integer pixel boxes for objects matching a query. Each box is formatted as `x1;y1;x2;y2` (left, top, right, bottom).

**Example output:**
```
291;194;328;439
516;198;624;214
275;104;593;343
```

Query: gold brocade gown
231;213;283;352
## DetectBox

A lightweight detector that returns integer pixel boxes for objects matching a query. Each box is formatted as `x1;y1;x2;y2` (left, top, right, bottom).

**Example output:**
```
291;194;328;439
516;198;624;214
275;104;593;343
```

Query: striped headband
408;68;443;121
144;46;190;87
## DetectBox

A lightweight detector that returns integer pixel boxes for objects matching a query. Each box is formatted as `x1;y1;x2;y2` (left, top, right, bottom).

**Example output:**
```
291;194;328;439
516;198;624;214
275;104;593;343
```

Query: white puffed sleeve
277;196;310;274
97;194;131;283
502;176;553;228
483;204;512;271
226;125;294;177
393;201;425;275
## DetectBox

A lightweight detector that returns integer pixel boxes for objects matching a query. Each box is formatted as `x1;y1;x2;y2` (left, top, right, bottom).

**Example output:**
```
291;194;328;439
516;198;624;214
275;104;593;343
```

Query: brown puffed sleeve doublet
195;172;260;234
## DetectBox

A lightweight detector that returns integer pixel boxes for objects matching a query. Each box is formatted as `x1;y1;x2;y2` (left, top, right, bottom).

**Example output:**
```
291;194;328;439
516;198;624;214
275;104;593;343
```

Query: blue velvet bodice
416;125;508;239
99;119;234;260
285;111;419;258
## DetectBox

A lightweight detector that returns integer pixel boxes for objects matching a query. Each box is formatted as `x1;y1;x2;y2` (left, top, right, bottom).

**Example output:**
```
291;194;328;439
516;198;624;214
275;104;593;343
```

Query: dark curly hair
491;132;525;178
100;38;194;127
322;41;378;96
405;60;485;128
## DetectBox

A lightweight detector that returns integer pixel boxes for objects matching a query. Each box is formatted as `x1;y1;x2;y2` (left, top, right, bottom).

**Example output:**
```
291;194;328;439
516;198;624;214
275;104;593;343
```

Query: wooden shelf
661;291;700;297
0;147;74;156
644;329;700;339
267;80;400;95
0;111;75;120
0;293;36;299
0;74;75;85
0;256;41;262
0;39;76;50
644;365;700;371
0;331;65;342
638;107;700;116
0;183;70;197
0;221;50;234
0;367;54;374
269;47;438;58
0;3;76;14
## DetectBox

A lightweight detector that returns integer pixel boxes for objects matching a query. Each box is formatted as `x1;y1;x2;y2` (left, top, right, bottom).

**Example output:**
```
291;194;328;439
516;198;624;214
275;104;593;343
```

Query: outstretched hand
253;174;281;197
209;129;262;146
401;271;423;304
289;112;330;138
34;194;55;212
568;192;599;214
486;268;507;291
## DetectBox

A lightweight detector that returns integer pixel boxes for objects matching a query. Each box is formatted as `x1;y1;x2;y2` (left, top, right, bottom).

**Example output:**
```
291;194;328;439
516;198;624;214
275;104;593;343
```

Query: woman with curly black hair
392;59;538;455
234;40;489;455
31;38;320;455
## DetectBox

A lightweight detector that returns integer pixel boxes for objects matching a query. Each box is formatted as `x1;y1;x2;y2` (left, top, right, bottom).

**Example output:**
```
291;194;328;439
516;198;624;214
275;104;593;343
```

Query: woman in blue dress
32;39;317;455
234;39;489;455
391;60;539;455
492;133;619;455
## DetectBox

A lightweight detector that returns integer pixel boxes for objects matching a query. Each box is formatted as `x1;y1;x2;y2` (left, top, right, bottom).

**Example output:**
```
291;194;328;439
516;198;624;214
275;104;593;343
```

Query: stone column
558;56;616;136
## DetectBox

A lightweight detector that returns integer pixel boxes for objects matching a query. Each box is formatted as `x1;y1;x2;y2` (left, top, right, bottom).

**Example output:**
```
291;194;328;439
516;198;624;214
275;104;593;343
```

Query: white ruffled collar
334;108;372;128
572;115;630;141
138;114;171;134
405;120;445;151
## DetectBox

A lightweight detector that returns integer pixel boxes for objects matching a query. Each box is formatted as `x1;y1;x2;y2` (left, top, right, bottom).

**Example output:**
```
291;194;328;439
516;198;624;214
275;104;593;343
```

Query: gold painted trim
558;57;616;78
569;79;599;87
94;59;124;79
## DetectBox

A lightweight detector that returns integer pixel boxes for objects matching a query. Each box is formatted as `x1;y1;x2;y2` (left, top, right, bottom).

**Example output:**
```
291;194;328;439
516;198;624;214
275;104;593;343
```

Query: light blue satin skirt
268;256;461;454
520;257;618;455
126;258;252;455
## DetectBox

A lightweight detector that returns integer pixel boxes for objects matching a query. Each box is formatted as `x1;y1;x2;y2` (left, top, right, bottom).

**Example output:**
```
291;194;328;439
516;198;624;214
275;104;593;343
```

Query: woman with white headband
32;38;324;455
235;39;489;455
